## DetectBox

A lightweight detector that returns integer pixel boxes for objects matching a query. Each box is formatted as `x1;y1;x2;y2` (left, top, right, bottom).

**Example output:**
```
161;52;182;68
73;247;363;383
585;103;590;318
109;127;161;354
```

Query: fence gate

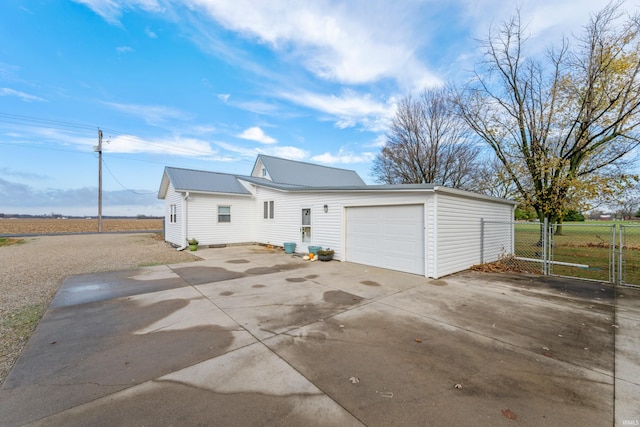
620;225;640;287
547;222;616;284
480;220;638;287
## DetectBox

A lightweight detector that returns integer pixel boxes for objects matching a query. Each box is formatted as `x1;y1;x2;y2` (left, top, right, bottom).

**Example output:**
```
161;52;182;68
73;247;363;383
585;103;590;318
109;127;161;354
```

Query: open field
0;218;163;235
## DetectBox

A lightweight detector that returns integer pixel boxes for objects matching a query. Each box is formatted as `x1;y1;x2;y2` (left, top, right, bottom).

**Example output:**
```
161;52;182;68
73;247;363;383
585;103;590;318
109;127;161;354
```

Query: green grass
513;222;640;284
2;304;47;342
0;238;24;247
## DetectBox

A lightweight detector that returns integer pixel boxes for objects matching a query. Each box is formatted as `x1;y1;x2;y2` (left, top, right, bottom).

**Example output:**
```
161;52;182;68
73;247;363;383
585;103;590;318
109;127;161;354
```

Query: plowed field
0;218;163;235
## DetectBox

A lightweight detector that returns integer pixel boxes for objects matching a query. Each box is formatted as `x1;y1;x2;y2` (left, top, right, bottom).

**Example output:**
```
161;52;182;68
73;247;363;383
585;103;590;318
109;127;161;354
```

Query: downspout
177;191;190;251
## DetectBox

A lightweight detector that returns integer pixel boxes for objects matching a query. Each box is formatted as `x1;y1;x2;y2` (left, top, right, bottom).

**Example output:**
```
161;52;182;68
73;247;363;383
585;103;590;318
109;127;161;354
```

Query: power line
0;110;222;158
102;158;157;195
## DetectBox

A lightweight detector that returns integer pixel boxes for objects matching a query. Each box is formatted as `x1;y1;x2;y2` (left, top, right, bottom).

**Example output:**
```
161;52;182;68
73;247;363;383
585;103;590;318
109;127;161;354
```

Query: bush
564;210;585;221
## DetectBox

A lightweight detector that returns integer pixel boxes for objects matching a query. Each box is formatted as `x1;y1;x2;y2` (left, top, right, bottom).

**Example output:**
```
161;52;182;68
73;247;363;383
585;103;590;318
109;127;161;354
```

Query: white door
301;208;311;243
346;205;425;275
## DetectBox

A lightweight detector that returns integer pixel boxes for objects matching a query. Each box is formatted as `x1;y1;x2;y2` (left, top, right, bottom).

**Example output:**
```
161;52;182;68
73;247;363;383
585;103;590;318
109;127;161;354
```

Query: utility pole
95;129;103;233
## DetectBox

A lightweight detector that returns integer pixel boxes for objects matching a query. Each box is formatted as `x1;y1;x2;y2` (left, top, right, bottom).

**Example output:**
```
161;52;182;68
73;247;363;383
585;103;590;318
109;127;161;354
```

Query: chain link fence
479;220;639;287
480;220;544;274
620;225;640;287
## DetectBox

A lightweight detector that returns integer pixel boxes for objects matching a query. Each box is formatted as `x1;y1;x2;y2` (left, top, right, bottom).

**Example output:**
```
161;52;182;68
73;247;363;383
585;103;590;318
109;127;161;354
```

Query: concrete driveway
1;245;638;426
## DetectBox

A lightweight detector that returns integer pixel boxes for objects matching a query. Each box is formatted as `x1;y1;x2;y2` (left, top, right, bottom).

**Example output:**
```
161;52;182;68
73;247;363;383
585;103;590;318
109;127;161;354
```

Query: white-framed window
262;168;267;177
170;204;177;223
263;201;275;219
218;205;231;223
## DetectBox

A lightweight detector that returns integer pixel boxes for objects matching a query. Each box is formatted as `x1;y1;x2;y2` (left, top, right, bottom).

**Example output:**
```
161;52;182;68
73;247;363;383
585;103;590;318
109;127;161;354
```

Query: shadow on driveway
1;245;637;426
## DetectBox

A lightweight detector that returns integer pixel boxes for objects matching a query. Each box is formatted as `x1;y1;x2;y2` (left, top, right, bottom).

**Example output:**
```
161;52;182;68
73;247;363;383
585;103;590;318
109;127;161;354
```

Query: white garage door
346;205;425;275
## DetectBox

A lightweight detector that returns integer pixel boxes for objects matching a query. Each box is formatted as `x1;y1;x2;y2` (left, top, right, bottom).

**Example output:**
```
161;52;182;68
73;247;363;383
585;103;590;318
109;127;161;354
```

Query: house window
262;168;267;177
263;201;274;219
218;205;231;223
170;204;177;223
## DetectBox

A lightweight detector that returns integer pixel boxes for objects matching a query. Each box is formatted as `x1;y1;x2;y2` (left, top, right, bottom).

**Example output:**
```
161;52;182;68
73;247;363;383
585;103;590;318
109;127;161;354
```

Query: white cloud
102;101;190;125
145;27;157;38
73;0;163;25
183;0;440;88
279;89;395;132
105;134;219;158
216;141;308;161
0;87;45;102
312;150;375;165
237;126;276;144
458;0;640;57
217;93;230;102
116;46;134;53
265;146;307;160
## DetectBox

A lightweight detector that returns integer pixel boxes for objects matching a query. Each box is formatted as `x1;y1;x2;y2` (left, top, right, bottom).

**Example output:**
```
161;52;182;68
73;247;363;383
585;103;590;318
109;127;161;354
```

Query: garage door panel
346;205;424;275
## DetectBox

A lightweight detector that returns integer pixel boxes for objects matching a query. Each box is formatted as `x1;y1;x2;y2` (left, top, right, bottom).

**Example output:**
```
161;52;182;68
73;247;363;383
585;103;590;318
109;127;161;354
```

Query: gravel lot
0;233;198;385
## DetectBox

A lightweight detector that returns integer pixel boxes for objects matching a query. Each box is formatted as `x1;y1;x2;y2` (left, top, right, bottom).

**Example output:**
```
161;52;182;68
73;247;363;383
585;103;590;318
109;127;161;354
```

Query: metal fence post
480;218;484;264
542;218;548;275
618;225;623;286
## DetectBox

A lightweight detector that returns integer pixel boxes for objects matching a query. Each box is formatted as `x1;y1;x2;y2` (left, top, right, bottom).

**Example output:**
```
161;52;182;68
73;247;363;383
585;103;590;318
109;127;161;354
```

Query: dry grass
0;218;162;235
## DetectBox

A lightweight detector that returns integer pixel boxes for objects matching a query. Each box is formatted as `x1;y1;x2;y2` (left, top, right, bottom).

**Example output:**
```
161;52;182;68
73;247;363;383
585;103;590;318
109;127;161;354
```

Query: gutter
177;191;190;251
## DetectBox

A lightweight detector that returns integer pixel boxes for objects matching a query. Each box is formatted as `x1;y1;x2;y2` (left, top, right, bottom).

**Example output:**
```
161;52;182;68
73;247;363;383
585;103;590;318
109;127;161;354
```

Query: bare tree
469;156;521;199
454;2;640;224
613;180;640;219
372;88;480;189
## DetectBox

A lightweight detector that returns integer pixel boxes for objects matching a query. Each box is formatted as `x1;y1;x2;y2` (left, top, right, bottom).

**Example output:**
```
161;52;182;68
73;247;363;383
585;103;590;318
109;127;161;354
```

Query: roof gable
252;154;365;187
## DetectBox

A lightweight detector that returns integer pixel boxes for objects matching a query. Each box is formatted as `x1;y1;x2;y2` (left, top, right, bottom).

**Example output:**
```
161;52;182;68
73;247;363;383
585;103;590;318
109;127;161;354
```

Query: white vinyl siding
163;182;183;246
250;185;434;260
186;194;254;245
163;175;515;278
433;192;513;278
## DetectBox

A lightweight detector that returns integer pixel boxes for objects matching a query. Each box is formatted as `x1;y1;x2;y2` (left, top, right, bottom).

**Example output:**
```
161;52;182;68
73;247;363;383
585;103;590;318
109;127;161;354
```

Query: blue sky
0;0;630;216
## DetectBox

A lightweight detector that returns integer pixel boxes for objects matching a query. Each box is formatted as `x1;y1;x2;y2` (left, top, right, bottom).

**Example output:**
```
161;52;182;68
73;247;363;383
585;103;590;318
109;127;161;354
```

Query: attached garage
345;205;425;275
161;155;517;280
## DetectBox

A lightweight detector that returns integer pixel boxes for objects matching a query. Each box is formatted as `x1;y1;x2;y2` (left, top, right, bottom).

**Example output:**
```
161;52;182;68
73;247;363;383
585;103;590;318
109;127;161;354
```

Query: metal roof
237;178;516;204
159;158;516;206
256;154;365;187
162;167;251;195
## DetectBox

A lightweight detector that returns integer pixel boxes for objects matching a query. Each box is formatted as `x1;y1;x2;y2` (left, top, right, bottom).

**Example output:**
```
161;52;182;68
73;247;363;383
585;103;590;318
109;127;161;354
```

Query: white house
158;155;517;278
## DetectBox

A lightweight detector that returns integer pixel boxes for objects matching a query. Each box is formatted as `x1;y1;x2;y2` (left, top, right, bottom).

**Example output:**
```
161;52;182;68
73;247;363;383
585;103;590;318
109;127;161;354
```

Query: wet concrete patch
1;295;238;426
50;268;188;308
323;290;362;305
360;280;381;287
252;284;266;288
173;266;246;285
268;303;612;427
430;279;448;286
35;350;361;427
245;263;307;276
286;278;307;283
226;259;250;264
305;275;318;279
36;381;357;426
220;291;234;296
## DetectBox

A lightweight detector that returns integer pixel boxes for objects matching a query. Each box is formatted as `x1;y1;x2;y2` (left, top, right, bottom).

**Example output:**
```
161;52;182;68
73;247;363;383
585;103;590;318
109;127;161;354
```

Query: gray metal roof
159;158;516;206
256;154;365;187
162;167;251;195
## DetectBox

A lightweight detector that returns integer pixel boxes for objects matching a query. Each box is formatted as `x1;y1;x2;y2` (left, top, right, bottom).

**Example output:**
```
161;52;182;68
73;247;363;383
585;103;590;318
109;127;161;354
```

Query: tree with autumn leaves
455;2;640;224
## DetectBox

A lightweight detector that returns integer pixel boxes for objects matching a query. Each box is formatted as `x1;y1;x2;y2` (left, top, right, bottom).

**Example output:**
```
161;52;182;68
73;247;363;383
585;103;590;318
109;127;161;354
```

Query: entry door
301;208;311;243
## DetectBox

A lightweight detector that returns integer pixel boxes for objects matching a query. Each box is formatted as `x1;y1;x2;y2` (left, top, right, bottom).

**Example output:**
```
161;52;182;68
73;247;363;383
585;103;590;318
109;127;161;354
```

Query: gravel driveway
0;233;198;385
